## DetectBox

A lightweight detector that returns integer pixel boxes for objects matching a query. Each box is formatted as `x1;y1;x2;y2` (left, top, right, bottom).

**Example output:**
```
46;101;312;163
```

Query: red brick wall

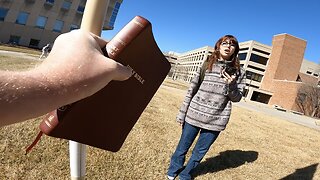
260;34;306;92
268;80;302;111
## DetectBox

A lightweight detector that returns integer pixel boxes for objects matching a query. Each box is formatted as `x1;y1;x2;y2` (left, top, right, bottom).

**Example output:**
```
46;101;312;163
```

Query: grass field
0;50;320;179
0;45;41;71
0;44;41;56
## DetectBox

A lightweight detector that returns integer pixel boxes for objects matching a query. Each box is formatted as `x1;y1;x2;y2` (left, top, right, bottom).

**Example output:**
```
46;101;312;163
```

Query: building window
0;7;9;21
45;0;54;4
239;47;249;51
77;5;85;14
249;53;268;65
238;53;247;60
29;38;40;48
25;0;36;3
252;48;270;55
70;24;79;31
9;35;21;45
36;16;47;29
108;2;121;28
16;12;29;25
53;20;64;32
62;1;71;10
247;65;265;72
246;71;263;82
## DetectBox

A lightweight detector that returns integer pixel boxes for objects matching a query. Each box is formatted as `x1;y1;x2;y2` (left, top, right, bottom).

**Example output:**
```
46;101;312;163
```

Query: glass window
246;71;263;82
70;24;79;31
29;39;40;48
9;35;21;45
247;65;265;72
0;7;9;21
238;53;247;60
77;5;85;14
46;0;54;4
240;47;249;51
16;12;29;25
62;1;71;10
249;53;268;65
53;20;64;32
36;16;47;29
108;2;121;28
253;48;270;55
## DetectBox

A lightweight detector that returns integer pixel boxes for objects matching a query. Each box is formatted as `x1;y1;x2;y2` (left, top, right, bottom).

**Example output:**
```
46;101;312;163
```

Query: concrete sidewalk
233;100;320;131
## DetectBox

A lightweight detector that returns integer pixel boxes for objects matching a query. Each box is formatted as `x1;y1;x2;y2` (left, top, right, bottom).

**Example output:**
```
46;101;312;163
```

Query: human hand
178;121;184;127
0;30;132;126
38;29;132;101
221;68;236;84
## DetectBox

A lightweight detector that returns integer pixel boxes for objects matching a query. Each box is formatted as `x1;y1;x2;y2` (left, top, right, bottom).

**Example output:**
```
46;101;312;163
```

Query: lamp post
69;1;109;180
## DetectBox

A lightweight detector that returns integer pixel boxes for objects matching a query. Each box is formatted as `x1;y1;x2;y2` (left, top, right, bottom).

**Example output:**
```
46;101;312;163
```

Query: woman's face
219;39;236;60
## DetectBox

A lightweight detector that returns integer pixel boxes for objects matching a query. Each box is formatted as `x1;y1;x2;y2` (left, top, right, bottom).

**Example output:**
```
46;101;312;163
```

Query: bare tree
296;84;320;118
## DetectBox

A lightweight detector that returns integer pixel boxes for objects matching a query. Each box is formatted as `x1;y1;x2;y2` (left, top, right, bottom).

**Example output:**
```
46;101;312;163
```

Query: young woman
167;35;246;180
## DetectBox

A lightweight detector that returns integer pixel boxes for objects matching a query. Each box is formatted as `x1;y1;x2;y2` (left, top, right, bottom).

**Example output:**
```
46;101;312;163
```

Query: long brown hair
206;35;240;71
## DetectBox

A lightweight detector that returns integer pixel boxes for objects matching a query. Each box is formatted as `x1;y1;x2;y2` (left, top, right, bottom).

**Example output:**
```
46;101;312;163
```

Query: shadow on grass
192;149;258;178
280;163;318;180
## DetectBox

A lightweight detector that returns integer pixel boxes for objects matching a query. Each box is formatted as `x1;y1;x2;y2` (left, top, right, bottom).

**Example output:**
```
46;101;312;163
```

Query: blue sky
102;0;320;63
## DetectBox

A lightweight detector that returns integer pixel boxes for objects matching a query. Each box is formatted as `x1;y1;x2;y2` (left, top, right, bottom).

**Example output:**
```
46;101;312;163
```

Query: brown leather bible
27;16;171;153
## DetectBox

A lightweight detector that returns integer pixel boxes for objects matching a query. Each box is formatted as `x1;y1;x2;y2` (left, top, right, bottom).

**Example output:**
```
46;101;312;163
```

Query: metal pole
244;74;252;101
70;1;109;179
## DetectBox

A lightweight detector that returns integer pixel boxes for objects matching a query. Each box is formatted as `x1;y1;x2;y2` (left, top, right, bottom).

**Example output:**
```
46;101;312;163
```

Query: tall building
0;0;122;48
167;46;214;82
164;51;178;78
168;33;319;112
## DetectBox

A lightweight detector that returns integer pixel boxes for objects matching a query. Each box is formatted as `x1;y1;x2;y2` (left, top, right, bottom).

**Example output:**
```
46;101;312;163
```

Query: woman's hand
221;68;236;84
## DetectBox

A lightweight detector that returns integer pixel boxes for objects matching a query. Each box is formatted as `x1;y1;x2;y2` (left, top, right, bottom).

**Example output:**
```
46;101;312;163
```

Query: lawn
0;50;320;179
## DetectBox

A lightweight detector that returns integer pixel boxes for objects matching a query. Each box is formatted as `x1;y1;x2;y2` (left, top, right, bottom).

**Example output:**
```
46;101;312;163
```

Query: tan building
169;33;319;112
168;46;214;82
164;51;179;78
0;0;122;48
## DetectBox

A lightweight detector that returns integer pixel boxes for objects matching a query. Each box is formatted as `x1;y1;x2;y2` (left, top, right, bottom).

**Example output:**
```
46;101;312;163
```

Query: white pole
70;141;86;180
69;0;109;179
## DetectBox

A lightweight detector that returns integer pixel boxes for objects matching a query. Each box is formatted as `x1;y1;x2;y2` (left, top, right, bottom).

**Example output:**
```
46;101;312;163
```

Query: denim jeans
167;122;220;180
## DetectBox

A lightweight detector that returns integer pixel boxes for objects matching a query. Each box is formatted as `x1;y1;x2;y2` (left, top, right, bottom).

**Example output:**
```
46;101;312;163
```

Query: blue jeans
167;122;220;180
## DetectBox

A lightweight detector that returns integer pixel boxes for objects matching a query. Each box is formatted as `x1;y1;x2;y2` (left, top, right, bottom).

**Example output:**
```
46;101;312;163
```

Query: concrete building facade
167;46;214;82
168;33;319;112
0;0;122;48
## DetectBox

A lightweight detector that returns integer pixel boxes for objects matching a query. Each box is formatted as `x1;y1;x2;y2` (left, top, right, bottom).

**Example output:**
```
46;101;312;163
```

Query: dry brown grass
0;56;40;71
1;52;320;179
0;45;41;55
0;47;41;71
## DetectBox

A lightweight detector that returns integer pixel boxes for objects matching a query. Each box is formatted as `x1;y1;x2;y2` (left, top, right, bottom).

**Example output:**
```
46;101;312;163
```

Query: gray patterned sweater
177;61;246;131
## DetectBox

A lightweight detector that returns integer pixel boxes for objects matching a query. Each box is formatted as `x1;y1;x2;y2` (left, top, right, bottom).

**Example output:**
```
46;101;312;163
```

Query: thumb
104;58;132;81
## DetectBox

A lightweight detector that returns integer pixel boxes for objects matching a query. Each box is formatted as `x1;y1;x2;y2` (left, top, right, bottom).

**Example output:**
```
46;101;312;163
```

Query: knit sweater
176;61;246;131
